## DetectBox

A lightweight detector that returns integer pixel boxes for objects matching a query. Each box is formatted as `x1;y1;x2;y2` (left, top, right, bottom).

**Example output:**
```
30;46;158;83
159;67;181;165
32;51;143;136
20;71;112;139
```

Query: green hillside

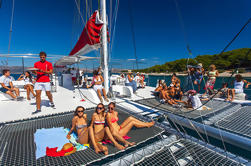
135;48;251;73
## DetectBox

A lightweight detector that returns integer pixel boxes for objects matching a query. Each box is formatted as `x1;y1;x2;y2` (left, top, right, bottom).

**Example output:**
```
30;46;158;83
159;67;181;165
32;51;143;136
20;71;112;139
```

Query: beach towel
34;127;69;159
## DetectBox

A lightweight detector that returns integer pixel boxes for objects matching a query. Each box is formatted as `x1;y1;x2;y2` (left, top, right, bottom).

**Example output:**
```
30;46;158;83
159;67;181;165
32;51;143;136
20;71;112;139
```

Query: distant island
134;48;251;74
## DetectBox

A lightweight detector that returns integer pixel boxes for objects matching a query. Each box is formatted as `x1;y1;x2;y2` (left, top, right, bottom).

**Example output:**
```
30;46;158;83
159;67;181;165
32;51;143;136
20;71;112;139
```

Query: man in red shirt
33;52;54;114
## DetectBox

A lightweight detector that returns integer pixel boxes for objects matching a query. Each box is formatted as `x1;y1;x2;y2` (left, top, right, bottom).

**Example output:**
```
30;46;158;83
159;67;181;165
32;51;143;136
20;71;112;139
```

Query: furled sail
69;10;103;57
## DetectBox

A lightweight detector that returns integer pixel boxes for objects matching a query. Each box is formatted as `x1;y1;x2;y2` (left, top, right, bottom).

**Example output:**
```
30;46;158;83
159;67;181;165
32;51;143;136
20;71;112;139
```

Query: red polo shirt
34;61;53;82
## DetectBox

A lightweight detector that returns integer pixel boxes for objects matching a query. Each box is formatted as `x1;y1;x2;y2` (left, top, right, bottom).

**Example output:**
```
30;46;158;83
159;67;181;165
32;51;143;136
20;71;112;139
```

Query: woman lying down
67;104;155;155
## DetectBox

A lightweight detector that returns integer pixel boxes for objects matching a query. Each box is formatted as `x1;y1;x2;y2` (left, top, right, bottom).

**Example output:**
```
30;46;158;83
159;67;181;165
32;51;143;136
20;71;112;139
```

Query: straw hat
187;90;197;94
61;143;77;156
128;70;132;73
198;63;203;67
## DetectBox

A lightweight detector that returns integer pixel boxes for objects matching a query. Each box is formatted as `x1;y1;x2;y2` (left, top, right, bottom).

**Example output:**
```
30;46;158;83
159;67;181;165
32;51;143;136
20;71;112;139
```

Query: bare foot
105;98;109;102
115;143;125;150
125;141;136;147
94;146;102;154
147;121;155;127
102;146;108;155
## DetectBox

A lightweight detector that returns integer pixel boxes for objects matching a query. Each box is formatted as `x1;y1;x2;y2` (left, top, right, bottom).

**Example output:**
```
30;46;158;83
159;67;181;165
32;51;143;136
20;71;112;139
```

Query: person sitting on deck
70;68;77;85
87;70;109;103
216;82;228;99
106;102;154;147
125;70;137;93
186;90;211;110
193;63;204;92
17;71;36;100
0;69;22;100
203;64;219;96
155;80;164;92
170;73;184;101
134;72;145;88
88;103;125;155
66;106;89;145
226;74;251;101
159;84;178;105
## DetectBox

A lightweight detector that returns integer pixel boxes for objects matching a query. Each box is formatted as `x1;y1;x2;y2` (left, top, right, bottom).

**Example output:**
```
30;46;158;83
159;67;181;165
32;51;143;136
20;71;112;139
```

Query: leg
13;87;20;97
26;86;31;100
88;127;107;154
96;89;103;103
120;116;149;129
6;91;17;99
45;91;53;103
102;88;109;102
230;89;235;101
78;129;89;145
110;129;135;147
36;90;42;110
119;119;154;136
29;85;36;97
104;127;124;150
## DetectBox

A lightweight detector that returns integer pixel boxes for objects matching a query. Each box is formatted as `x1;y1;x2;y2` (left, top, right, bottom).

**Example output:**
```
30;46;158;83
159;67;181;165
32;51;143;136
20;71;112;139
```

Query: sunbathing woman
203;64;219;96
106;102;155;144
66;106;89;144
89;103;125;155
17;71;36;100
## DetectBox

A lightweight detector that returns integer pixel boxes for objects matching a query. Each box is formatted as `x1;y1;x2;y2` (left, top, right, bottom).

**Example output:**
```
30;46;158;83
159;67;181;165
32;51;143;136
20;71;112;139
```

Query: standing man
33;51;55;114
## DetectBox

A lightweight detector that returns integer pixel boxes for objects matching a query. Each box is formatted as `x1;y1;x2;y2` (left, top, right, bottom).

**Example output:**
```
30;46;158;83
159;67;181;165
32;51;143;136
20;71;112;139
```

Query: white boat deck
0;85;155;123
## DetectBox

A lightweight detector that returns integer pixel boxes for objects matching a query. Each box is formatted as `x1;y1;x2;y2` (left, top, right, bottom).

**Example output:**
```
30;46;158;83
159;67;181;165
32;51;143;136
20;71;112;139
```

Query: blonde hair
209;64;216;70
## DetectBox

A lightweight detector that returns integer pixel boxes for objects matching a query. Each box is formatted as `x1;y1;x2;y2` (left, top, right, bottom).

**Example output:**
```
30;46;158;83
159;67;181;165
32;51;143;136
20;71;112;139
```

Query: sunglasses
77;110;84;113
108;107;114;110
97;107;104;110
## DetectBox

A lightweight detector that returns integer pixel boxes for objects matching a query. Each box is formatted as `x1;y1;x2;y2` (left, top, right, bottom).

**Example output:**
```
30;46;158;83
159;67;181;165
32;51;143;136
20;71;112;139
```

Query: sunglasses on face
108;107;114;110
97;107;103;110
77;110;84;113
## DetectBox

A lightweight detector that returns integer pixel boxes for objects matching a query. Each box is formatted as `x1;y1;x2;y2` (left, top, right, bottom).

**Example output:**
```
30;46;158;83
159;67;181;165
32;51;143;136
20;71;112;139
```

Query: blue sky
0;0;250;69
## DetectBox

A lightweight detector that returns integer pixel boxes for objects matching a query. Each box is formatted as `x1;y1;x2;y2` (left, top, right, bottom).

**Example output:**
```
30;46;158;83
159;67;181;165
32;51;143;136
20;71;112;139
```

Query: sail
69;11;103;57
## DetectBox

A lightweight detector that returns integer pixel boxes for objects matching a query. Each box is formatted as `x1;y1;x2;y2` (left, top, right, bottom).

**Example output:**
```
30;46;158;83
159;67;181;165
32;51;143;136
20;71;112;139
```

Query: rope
7;0;15;66
128;0;138;70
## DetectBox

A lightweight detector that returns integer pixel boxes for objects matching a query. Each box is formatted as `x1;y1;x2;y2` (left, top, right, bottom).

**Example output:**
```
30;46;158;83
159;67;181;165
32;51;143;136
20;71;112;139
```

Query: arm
128;75;133;82
0;83;11;91
243;80;251;88
9;81;14;89
67;117;77;139
106;113;115;130
216;70;219;77
17;74;24;81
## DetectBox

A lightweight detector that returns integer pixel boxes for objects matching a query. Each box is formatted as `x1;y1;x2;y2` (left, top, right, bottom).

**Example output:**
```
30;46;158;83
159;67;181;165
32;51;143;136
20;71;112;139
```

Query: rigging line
7;0;15;66
109;0;119;61
218;18;251;57
128;0;138;70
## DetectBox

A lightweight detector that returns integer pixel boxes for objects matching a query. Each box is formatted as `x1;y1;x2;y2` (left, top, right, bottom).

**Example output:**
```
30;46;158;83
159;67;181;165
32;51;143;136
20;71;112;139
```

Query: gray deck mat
135;98;230;119
215;106;251;138
0;108;163;166
134;139;244;166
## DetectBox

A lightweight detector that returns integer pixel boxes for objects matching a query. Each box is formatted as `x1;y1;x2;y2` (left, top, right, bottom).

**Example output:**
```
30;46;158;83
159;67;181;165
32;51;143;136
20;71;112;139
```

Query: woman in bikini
106;102;155;144
89;103;124;155
159;84;178;105
88;70;109;103
203;64;219;96
66;106;89;144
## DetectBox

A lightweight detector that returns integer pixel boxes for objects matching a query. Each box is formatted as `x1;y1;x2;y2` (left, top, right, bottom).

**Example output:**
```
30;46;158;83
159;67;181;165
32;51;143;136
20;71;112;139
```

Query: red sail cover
69;11;103;56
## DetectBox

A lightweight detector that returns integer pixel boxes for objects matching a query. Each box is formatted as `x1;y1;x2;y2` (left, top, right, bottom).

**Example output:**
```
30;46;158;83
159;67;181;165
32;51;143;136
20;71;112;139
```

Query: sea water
8;74;251;100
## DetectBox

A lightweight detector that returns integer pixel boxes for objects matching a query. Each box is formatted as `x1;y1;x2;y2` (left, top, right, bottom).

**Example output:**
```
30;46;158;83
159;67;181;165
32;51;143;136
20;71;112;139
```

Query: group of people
67;102;155;155
154;63;251;110
123;70;145;93
0;52;55;114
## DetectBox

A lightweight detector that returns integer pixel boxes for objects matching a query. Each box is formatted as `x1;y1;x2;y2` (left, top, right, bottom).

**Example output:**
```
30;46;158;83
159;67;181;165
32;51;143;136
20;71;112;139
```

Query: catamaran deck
0;85;155;124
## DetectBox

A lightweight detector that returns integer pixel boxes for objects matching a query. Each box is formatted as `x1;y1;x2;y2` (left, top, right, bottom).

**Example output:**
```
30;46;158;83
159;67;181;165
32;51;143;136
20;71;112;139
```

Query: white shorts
34;82;51;91
235;89;243;94
93;85;103;92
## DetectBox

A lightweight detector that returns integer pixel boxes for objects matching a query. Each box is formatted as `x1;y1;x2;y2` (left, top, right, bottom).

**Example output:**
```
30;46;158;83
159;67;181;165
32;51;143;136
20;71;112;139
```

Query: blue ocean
6;74;251;100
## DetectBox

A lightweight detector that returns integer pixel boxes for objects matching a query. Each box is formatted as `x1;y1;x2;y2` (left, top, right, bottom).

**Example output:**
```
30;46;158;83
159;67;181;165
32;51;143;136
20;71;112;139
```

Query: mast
100;0;109;92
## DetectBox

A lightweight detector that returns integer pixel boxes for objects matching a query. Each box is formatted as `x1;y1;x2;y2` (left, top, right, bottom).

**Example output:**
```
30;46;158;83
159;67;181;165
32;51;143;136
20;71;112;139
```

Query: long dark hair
25;71;33;83
108;102;116;108
74;106;85;116
96;103;105;117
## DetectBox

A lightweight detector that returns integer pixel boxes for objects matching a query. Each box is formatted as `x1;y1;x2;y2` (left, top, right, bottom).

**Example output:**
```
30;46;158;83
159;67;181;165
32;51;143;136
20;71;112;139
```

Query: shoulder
46;61;53;66
34;61;40;66
72;116;78;121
